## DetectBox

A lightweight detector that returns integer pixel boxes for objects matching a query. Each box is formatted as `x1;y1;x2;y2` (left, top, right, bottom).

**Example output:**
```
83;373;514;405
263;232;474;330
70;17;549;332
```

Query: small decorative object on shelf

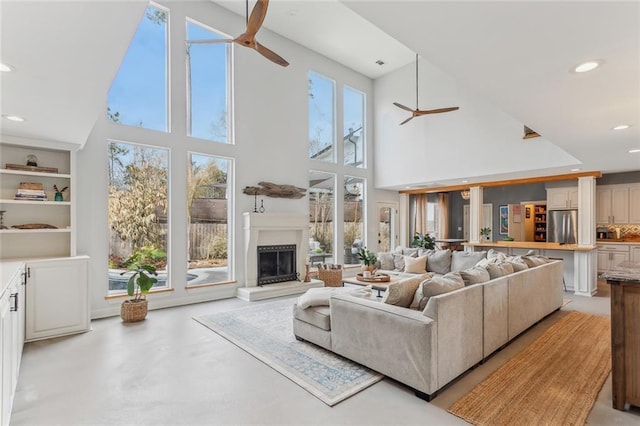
11;223;58;229
26;154;39;166
53;184;68;202
15;182;47;201
480;227;492;241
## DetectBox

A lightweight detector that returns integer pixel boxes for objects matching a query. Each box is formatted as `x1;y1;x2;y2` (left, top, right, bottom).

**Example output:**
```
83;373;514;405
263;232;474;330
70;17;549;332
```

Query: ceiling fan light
612;124;630;131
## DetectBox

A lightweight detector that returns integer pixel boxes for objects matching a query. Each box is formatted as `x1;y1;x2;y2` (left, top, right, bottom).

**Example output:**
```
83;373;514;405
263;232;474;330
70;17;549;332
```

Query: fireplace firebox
257;244;297;285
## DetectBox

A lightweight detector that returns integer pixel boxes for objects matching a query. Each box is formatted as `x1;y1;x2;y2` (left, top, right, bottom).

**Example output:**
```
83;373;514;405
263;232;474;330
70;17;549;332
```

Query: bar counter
603;261;640;411
463;241;596;252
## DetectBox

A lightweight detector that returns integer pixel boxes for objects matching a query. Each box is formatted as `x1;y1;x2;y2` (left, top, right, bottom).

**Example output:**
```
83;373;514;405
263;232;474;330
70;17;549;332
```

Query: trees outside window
308;72;336;162
308;171;335;261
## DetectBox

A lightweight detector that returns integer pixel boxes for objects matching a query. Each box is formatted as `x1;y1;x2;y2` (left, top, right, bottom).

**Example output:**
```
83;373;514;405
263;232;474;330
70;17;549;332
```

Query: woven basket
121;299;148;322
318;268;343;287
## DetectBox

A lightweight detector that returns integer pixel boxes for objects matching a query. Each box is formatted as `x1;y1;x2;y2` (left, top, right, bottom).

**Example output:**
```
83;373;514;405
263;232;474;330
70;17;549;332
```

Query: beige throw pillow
412;272;464;310
426;249;452;275
404;254;428;274
459;266;491;286
522;255;550;267
382;273;432;308
486;262;515;279
377;252;395;270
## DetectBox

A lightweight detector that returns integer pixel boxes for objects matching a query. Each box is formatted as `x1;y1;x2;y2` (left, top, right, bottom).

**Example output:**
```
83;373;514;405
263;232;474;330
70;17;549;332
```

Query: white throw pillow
403;254;428;274
297;286;372;309
382;273;432;308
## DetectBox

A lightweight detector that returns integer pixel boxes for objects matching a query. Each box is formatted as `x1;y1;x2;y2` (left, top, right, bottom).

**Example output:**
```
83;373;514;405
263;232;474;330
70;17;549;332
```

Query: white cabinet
630;185;640;224
596;186;629;224
632;246;640;263
25;256;90;342
1;263;25;426
597;244;630;273
0;140;77;260
547;187;578;210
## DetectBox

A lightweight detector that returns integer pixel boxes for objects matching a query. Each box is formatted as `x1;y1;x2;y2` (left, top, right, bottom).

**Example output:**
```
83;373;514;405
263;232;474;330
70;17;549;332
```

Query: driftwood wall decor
243;181;307;199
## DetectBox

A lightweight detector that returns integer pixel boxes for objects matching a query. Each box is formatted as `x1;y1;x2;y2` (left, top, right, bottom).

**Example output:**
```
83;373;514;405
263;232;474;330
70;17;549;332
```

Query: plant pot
362;264;375;273
121;299;148;323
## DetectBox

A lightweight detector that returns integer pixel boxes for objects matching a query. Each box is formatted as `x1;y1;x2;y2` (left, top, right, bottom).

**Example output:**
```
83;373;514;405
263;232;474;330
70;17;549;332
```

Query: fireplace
257;244;297;285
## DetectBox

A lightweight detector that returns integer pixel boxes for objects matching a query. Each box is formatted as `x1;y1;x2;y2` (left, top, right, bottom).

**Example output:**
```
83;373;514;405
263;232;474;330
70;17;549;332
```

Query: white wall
373;57;581;189
76;1;398;318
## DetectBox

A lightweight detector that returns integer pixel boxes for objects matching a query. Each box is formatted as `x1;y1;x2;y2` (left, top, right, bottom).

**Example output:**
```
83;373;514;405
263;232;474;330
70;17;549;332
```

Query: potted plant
357;246;377;272
411;232;436;250
120;264;158;322
480;227;492;241
53;184;68;202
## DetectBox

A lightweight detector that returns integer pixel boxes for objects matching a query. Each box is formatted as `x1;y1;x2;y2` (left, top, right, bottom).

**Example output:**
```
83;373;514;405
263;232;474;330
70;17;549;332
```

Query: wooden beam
400;171;603;194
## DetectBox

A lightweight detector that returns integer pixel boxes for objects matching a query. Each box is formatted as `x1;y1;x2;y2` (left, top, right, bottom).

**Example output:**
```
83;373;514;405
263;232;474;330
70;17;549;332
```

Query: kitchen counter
464;241;596;251
602;261;640;283
597;239;640;246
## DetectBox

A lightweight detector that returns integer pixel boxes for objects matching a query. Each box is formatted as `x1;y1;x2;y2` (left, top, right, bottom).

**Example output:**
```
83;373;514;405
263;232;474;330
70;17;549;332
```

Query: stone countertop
602;261;640;283
463;241;596;252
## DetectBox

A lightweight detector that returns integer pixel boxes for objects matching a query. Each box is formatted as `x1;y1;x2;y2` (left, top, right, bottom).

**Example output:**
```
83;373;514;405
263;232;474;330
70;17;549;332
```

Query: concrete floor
10;281;640;425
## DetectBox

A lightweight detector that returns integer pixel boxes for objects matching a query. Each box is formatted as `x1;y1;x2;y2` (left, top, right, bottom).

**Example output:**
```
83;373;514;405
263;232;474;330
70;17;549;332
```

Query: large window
343;86;365;167
108;141;169;293
308;171;335;265
308;71;336;162
108;4;168;132
187;153;232;285
186;20;231;143
344;176;366;265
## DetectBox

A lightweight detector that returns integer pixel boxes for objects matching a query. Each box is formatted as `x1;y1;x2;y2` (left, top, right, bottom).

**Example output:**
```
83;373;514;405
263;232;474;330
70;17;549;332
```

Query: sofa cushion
451;251;487;272
487;248;508;261
293;304;331;331
404;254;428;274
459;266;491;286
486;262;515;279
297;286;372;309
412;272;465;310
377;252;395;271
403;247;419;257
507;257;529;272
393;251;417;271
522;255;550;267
382;273;432;308
426;249;452;275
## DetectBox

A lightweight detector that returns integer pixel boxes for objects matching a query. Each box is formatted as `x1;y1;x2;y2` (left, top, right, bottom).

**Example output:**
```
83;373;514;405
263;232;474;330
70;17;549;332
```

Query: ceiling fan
393;54;459;125
188;0;289;67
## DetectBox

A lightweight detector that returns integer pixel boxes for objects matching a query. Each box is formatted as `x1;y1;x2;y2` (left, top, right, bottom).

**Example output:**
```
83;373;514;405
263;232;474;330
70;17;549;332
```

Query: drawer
597;244;629;252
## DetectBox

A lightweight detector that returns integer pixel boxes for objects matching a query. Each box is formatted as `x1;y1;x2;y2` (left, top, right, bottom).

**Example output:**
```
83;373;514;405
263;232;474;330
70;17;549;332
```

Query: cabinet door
568;188;579;209
611;251;629;269
25;257;90;341
596;188;612;224
611;187;629;224
1;290;13;426
547;188;569;210
632;247;640;263
630;185;640;224
596;251;610;273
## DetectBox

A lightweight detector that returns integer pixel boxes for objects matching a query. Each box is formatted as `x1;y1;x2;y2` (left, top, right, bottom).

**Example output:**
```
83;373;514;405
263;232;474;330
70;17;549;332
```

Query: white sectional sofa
293;249;564;400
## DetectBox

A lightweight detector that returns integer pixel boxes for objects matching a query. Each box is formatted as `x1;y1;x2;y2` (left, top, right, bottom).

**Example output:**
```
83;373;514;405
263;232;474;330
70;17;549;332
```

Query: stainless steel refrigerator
547;209;578;244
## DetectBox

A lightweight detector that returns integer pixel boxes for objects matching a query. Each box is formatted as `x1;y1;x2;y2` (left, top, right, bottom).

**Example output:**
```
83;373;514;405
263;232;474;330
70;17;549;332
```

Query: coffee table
342;275;400;297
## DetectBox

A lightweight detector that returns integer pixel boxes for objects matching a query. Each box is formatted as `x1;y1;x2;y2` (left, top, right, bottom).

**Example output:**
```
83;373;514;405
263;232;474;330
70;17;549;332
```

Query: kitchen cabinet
630;184;640;224
547;187;578;210
596;186;629;224
1;263;25;426
632;246;640;263
0;140;77;260
597;244;630;273
25;256;90;342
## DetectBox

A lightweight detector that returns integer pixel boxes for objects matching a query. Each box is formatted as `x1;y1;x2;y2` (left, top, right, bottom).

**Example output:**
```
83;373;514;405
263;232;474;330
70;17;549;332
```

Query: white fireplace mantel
243;212;310;288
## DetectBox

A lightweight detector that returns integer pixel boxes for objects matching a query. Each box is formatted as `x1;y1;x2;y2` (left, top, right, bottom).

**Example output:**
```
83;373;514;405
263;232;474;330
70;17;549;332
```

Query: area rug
448;311;611;425
193;298;384;406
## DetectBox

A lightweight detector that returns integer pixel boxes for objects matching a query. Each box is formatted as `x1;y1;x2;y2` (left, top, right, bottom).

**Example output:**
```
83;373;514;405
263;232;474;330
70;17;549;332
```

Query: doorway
377;202;398;252
463;204;493;242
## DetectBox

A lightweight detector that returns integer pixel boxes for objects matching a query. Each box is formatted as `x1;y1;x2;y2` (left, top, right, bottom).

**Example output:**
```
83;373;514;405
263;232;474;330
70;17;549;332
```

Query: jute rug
194;298;383;406
448;311;611;426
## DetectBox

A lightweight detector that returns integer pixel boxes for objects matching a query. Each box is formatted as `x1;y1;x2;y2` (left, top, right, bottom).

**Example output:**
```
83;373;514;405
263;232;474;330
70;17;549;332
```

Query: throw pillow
393;250;416;271
486;261;515;279
451;251;487;272
297;286;372;309
377;252;395;271
413;272;465;310
403;247;419;257
507;257;529;272
522;255;550;267
426;249;452;275
487;248;508;261
382;273;432;308
403;254;428;274
459;266;491;286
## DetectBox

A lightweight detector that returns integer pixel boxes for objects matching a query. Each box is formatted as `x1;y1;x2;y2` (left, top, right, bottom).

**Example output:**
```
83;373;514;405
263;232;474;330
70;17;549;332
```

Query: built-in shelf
0;169;71;179
0;228;71;234
0;199;71;206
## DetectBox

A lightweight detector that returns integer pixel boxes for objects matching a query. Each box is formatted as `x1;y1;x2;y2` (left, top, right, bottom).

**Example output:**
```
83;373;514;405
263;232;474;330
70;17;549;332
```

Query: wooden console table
603;261;640;411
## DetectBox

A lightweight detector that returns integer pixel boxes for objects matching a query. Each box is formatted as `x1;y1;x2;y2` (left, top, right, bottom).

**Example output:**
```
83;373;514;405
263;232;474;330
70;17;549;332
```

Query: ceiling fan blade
416;106;460;115
393;102;414;112
246;0;268;38
255;41;289;67
187;38;233;45
400;116;414;125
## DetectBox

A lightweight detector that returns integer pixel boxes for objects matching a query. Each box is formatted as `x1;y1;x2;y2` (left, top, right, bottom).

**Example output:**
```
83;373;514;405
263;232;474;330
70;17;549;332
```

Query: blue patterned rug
194;298;384;406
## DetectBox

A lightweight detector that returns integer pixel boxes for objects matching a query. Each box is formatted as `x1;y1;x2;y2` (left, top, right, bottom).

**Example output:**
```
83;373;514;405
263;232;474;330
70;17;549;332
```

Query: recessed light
612;125;630;131
0;62;13;72
3;114;25;122
571;168;581;172
573;60;601;73
629;149;640;154
462;180;468;183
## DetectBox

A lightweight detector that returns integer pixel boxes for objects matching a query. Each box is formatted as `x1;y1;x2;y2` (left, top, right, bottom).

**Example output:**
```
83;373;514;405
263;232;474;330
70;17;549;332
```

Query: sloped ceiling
0;1;147;146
